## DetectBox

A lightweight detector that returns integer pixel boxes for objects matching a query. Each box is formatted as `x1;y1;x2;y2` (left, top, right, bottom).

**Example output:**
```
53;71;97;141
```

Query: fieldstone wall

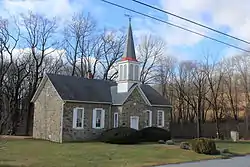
120;87;171;130
33;78;63;143
62;102;111;142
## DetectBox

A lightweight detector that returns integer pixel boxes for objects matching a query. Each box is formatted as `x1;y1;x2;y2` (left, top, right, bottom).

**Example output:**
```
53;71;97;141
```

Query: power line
132;0;250;45
100;0;250;53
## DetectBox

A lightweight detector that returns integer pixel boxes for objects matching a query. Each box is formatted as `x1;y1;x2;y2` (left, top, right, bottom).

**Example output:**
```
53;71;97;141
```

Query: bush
191;138;218;155
180;142;190;150
99;127;140;144
138;127;171;142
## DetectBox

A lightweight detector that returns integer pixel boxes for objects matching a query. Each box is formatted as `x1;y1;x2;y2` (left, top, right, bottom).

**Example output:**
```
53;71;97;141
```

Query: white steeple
117;18;140;93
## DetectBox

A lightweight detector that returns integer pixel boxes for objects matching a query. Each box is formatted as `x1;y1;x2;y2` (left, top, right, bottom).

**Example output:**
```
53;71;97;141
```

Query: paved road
157;156;250;167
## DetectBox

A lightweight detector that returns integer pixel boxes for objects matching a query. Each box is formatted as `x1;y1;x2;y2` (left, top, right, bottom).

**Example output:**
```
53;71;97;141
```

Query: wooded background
1;12;249;137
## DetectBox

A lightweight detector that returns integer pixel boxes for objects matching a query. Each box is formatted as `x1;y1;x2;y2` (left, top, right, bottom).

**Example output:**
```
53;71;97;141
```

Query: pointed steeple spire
121;17;137;61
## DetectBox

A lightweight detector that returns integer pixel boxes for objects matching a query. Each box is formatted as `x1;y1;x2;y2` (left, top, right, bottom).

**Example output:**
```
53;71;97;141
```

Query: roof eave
63;100;112;105
151;104;172;107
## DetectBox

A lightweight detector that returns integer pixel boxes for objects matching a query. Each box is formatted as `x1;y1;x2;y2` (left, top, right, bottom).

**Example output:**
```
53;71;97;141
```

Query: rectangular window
73;108;84;129
145;110;152;127
157;110;164;127
114;112;119;128
93;108;105;129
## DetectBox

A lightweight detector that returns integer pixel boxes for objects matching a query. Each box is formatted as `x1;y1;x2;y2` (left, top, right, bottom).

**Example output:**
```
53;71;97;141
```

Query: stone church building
31;21;172;143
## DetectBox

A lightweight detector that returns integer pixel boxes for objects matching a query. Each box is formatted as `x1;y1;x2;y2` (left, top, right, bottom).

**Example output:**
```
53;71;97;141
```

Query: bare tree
98;29;125;80
233;54;250;137
20;11;58;135
0;16;20;133
204;57;224;138
222;57;240;122
64;13;97;77
137;35;165;84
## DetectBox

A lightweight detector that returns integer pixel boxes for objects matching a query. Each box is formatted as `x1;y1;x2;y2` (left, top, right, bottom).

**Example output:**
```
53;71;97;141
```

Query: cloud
159;0;250;47
1;0;88;22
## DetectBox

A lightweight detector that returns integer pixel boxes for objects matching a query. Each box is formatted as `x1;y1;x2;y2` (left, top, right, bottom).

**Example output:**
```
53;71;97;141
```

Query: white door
130;116;139;130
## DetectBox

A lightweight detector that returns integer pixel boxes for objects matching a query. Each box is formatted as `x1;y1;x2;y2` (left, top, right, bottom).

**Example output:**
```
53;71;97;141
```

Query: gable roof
47;74;116;103
140;84;171;106
31;73;171;107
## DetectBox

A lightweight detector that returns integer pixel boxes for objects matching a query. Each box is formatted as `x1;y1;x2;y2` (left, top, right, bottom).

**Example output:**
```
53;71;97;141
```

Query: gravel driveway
157;156;250;167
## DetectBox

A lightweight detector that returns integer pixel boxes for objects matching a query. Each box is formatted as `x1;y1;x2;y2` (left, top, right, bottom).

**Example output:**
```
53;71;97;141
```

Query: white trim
144;110;152;127
130;116;139;130
92;108;105;129
113;112;119;128
119;84;138;104
72;107;84;129
137;85;151;105
157;110;165;128
119;84;151;106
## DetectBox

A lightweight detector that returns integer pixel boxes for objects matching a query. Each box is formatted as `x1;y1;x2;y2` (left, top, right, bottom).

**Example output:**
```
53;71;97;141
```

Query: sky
1;0;250;62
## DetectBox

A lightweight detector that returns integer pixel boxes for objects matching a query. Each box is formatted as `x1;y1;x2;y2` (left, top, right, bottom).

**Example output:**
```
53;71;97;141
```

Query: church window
73;107;84;129
93;108;105;129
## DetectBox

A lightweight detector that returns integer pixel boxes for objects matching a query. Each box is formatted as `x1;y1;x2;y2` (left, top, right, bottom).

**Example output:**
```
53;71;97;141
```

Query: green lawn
0;139;250;167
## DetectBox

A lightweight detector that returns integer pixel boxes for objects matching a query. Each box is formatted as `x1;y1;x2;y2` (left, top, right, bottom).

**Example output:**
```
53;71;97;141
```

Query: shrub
99;127;140;144
138;127;171;142
191;138;218;155
180;142;190;150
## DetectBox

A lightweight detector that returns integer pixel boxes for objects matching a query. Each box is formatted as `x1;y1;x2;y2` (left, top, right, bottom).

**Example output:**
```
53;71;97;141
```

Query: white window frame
114;112;119;128
72;107;84;129
157;110;165;127
92;108;105;129
144;110;152;127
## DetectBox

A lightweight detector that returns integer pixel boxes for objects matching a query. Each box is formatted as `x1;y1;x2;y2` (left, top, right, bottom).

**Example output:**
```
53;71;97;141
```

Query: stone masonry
119;87;171;130
62;102;111;142
33;78;171;143
33;79;63;143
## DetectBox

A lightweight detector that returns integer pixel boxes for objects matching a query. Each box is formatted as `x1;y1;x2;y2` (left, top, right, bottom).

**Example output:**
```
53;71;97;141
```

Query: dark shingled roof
140;84;170;106
47;74;116;103
46;74;170;106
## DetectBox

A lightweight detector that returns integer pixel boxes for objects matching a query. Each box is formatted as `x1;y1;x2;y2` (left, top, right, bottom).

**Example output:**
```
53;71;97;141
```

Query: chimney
87;70;93;79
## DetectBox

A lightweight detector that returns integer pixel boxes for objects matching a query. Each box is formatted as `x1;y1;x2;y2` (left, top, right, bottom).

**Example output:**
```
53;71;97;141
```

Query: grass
0;139;250;167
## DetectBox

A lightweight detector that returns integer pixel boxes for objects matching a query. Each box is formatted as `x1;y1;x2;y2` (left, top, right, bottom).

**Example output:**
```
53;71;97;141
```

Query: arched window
129;64;134;80
119;65;124;80
124;64;127;80
134;65;139;80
